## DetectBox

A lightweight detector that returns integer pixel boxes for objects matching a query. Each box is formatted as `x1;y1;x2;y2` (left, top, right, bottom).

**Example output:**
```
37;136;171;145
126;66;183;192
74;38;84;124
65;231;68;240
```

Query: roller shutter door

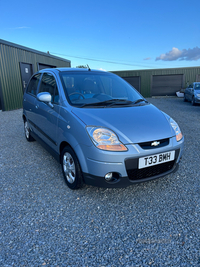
196;74;200;82
123;76;140;92
152;74;183;96
38;63;56;70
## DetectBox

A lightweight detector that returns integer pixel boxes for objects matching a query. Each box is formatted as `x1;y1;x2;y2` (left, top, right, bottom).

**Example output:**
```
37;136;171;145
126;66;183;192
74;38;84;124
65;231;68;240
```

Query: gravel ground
0;97;199;267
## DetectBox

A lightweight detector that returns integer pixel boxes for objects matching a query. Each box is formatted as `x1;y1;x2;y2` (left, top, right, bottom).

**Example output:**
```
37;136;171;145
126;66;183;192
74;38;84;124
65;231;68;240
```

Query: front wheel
61;146;83;189
24;120;35;142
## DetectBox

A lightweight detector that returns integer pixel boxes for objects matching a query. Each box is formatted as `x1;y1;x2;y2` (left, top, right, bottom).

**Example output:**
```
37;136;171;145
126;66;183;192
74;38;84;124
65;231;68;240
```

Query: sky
0;0;200;71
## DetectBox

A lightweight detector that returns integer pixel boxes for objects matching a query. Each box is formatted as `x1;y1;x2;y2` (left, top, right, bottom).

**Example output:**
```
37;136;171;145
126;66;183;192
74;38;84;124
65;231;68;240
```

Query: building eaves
0;39;70;63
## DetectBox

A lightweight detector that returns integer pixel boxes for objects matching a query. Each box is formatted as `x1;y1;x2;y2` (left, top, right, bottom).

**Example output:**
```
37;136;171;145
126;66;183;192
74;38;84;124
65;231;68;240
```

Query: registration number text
139;151;175;169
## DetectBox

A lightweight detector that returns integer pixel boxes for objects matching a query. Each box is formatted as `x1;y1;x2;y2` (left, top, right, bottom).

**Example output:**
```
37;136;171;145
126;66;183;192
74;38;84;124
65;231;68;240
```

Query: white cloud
156;47;200;61
144;57;151;60
8;26;30;30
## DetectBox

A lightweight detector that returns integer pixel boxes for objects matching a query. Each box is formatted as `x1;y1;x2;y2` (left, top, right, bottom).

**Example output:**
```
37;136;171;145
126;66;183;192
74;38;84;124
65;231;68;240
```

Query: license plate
139;151;175;169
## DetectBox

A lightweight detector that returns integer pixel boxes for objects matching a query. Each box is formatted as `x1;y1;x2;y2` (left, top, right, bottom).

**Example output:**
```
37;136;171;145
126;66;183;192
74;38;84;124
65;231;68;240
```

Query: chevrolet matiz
23;68;184;189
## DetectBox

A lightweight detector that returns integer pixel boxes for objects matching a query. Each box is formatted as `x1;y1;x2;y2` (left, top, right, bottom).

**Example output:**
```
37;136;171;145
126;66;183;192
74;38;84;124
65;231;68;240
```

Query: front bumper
194;96;200;104
83;150;180;188
79;136;184;188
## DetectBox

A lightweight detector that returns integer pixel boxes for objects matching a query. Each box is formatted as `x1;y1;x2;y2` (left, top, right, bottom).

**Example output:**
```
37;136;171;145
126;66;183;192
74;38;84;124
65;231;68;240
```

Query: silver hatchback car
184;82;200;105
23;68;184;189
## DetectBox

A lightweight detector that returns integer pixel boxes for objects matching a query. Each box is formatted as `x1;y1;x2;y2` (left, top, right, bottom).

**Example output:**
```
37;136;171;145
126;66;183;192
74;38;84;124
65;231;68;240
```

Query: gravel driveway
0;97;199;266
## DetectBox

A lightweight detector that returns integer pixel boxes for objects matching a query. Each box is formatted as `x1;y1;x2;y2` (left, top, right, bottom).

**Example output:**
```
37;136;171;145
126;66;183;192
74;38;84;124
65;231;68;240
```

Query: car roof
39;68;107;73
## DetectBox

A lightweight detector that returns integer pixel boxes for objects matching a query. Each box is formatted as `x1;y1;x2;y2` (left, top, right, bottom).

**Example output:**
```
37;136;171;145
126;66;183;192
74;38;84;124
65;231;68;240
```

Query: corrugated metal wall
113;67;200;97
0;40;70;111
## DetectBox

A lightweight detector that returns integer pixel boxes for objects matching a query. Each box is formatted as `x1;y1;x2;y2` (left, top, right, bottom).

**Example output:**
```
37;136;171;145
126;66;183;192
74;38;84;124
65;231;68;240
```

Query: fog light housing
105;172;113;181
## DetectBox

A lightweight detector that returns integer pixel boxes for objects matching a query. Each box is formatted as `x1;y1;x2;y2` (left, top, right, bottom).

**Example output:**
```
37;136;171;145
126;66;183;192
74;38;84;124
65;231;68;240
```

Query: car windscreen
60;71;145;107
195;84;200;90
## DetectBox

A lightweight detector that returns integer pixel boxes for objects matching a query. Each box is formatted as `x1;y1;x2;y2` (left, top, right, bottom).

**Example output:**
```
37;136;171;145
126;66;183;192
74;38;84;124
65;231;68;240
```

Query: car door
34;72;60;150
188;83;194;101
23;73;42;129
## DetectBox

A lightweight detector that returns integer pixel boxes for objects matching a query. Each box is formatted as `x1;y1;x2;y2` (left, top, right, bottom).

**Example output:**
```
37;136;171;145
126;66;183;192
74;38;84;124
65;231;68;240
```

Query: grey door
123;76;140;92
34;72;60;150
196;74;200;82
20;63;33;93
152;74;183;96
24;73;42;127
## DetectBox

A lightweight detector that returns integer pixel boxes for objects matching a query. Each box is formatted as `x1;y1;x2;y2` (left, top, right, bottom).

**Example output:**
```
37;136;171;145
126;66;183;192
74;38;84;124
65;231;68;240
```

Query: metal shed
113;66;200;97
0;39;71;111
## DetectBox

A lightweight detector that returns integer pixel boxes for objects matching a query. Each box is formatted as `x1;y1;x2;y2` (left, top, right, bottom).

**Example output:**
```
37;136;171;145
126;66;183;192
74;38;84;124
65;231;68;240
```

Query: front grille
127;160;176;181
139;138;169;150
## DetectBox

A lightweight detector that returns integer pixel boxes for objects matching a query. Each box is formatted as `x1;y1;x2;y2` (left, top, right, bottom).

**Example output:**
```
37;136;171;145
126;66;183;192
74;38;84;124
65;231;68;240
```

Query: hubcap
63;152;76;183
24;121;29;139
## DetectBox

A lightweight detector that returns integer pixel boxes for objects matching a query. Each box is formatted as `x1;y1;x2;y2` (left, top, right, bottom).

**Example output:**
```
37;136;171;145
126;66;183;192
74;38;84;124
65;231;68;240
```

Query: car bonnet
72;104;174;144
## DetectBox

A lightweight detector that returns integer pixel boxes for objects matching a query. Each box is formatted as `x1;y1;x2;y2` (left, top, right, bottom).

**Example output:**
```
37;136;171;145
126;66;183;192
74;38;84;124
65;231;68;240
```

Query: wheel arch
59;141;71;162
22;114;26;122
59;141;88;174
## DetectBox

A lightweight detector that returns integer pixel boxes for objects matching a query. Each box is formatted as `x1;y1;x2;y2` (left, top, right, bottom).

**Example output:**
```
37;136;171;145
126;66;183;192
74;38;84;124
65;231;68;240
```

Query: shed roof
0;39;70;63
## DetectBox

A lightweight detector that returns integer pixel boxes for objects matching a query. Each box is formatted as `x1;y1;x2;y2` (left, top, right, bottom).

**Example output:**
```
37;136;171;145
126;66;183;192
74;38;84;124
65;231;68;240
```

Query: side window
26;73;41;96
54;85;59;104
39;73;59;104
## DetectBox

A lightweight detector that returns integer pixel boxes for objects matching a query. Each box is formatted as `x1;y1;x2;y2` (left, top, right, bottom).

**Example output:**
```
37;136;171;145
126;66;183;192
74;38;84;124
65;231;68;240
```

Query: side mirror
37;92;52;102
37;92;54;108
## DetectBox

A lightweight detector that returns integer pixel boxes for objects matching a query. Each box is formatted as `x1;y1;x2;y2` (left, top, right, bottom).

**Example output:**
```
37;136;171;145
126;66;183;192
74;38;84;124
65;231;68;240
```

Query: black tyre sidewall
61;146;83;189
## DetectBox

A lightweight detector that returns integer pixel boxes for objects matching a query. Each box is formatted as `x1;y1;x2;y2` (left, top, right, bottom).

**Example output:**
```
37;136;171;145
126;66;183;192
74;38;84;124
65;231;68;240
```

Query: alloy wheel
24;121;30;139
63;152;76;184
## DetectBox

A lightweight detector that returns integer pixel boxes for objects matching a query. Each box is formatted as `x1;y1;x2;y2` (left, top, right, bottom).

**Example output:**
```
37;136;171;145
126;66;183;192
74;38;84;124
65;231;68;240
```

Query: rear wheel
183;94;187;102
24;120;35;141
61;146;83;189
191;97;196;106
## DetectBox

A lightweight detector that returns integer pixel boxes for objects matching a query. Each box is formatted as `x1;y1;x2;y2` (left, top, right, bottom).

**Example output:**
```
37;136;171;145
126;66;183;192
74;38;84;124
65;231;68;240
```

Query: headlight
170;118;183;142
196;93;200;97
86;127;127;151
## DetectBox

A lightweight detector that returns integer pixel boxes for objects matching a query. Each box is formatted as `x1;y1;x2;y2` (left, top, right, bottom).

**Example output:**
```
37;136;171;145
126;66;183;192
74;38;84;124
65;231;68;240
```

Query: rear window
26;73;41;96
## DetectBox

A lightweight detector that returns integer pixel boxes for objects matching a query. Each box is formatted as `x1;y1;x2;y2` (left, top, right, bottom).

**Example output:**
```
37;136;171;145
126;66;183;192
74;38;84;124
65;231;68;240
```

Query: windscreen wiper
133;98;148;104
106;99;134;107
80;99;134;108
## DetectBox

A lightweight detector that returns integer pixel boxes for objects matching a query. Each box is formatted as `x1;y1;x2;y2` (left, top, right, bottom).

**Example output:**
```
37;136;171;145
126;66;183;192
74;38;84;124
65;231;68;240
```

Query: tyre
183;94;187;102
191;97;196;106
61;146;83;189
24;119;35;141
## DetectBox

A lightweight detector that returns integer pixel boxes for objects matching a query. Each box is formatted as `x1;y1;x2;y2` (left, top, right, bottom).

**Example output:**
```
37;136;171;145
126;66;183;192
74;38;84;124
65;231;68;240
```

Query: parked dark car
23;68;184;189
184;82;200;105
